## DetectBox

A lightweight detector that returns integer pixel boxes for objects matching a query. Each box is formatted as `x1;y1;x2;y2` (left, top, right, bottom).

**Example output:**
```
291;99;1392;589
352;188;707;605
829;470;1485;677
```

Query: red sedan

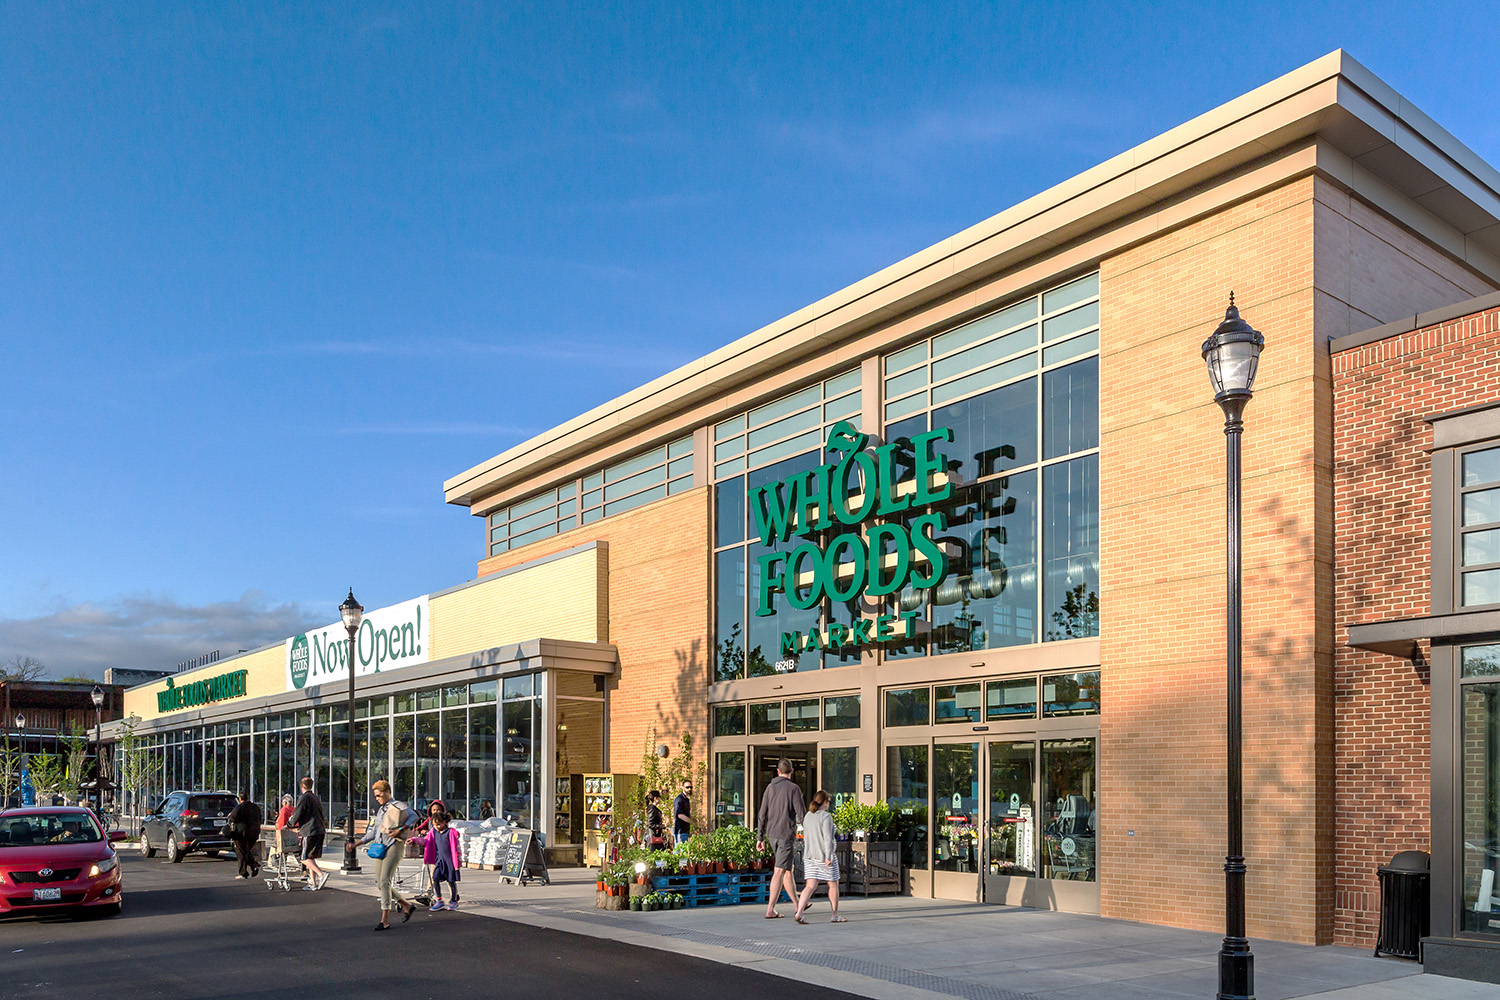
0;807;128;916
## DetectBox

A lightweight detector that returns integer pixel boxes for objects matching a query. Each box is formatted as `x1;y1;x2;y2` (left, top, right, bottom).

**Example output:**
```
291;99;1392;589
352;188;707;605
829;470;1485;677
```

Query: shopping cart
262;829;307;892
390;836;433;906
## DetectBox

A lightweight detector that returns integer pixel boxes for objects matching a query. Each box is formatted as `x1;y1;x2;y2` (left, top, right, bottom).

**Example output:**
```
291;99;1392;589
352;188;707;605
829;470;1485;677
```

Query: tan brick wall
1100;175;1334;944
477;486;711;782
1331;305;1500;947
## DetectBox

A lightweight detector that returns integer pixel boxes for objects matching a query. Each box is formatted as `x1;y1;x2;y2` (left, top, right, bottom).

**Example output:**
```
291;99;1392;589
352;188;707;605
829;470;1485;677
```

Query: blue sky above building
2;1;1497;678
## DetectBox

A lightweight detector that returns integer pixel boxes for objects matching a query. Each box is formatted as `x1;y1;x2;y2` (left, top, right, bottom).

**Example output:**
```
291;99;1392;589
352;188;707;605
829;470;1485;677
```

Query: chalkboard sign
498;827;550;886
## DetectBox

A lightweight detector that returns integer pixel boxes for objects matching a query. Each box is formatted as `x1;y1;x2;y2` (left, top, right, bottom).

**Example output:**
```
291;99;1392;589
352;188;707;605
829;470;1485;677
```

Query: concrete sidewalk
326;865;1500;1000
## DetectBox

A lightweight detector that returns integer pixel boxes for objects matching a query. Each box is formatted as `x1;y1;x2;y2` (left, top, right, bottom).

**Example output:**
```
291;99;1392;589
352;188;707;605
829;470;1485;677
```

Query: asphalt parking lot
0;852;860;1000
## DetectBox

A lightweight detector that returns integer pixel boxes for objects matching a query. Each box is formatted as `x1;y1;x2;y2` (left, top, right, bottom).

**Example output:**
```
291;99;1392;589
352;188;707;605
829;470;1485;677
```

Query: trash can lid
1383;850;1430;871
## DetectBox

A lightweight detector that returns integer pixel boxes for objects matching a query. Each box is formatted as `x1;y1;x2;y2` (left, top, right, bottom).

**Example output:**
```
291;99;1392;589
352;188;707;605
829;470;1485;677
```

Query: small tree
0;735;19;804
62;723;89;796
30;751;67;797
1;655;46;683
118;715;147;819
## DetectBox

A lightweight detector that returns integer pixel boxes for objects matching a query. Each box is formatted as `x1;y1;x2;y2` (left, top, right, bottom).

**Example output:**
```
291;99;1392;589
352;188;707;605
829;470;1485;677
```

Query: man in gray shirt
756;758;806;919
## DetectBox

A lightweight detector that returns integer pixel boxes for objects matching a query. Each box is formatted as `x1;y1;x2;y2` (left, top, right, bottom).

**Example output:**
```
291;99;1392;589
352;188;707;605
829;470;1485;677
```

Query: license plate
32;888;61;902
213;819;227;827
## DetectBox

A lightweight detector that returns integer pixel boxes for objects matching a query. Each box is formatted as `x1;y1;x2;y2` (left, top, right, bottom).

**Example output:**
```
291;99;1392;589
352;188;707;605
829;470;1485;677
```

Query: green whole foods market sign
751;420;953;655
157;670;249;712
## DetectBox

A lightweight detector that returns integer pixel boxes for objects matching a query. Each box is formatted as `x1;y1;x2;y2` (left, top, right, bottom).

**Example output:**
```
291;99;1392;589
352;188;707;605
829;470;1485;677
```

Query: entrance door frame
931;737;983;903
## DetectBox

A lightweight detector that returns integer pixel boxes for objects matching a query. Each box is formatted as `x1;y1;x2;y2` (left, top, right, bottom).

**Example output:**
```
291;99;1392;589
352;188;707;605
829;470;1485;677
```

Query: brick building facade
1333;295;1500;979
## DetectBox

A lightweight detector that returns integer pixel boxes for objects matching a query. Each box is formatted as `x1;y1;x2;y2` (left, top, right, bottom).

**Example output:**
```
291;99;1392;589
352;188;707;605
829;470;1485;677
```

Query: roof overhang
446;49;1500;512
1347;609;1500;658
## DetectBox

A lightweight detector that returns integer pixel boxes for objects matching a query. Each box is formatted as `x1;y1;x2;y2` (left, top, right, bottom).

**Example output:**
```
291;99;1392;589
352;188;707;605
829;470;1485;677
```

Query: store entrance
752;745;816;827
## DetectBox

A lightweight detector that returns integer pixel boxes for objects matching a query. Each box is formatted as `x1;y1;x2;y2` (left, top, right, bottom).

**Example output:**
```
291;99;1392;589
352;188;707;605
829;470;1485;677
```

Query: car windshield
0;813;103;846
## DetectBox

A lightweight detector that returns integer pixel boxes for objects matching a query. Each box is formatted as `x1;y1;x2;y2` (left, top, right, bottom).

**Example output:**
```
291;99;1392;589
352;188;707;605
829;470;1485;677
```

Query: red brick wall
1331;304;1500;945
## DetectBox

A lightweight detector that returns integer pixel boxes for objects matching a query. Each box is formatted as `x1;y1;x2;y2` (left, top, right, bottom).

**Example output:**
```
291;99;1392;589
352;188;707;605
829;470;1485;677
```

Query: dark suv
139;791;238;863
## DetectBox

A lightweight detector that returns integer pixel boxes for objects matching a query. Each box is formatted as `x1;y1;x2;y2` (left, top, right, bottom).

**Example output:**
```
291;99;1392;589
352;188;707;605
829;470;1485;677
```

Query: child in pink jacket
417;811;463;911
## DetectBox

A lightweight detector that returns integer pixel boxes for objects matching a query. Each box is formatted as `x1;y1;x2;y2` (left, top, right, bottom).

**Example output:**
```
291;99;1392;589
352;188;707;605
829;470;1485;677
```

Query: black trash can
1374;850;1430;961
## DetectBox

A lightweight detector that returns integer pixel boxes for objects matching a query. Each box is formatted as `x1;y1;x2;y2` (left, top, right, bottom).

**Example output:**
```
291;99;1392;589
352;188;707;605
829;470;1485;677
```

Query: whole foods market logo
157;669;249;712
284;596;429;693
289;635;311;690
752;420;953;656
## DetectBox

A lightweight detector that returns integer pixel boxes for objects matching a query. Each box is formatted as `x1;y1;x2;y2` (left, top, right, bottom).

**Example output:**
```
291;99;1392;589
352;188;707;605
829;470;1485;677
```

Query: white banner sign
285;595;430;692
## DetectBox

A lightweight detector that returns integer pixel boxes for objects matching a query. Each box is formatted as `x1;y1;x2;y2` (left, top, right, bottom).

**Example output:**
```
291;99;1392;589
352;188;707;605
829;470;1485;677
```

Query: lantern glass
340;591;364;631
91;685;104;708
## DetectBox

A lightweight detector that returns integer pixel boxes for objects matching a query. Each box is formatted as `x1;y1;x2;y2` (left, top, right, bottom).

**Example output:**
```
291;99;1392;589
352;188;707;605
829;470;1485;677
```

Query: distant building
104;667;174;687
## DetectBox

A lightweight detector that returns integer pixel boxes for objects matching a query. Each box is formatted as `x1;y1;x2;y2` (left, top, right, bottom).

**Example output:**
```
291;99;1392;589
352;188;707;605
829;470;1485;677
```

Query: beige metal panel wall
428;546;605;659
122;644;287;722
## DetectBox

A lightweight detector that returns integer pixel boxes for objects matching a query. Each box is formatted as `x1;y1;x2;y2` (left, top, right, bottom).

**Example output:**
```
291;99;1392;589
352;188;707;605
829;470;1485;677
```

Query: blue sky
2;2;1497;679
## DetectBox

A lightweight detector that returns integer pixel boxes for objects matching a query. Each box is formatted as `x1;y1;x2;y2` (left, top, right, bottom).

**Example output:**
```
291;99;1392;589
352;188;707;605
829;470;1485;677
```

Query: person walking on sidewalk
646;790;666;849
289;776;328;890
226;791;263;880
672;779;693;846
794;790;844;924
417;810;462;911
756;758;806;919
358;779;418;930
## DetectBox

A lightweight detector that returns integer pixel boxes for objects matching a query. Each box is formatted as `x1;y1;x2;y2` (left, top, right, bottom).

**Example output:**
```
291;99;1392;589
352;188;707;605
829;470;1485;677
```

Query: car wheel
140;831;156;858
167;832;183;863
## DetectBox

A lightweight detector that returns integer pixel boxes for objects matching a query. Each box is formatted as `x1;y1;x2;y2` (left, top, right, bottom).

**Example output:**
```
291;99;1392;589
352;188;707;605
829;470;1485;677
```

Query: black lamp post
1202;293;1265;1000
91;685;105;814
14;713;25;765
340;589;364;874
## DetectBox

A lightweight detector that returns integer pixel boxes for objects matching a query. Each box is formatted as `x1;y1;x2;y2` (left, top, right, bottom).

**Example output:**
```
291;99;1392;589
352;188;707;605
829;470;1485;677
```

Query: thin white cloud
0;592;323;682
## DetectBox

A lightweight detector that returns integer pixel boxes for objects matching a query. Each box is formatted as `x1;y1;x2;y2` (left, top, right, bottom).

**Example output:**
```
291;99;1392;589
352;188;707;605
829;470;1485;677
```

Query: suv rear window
189;796;237;815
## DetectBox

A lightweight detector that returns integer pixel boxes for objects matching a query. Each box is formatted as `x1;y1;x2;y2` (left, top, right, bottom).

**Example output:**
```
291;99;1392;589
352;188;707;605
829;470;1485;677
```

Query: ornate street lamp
91;685;105;814
14;713;25;763
1201;293;1265;1000
340;589;364;875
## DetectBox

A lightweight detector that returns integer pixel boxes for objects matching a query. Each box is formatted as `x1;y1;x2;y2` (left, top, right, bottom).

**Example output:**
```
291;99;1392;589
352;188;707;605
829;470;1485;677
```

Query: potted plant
629;894;643;911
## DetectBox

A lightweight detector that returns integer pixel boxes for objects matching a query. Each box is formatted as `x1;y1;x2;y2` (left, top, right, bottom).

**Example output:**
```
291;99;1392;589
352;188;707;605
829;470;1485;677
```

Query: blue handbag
366;842;388;860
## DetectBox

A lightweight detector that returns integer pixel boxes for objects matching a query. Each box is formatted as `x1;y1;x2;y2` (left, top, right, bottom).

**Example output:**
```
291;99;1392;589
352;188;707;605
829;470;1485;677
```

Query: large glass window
716;751;746;828
988;741;1037;876
1042;738;1096;882
821;747;858;810
713;371;864;679
933;743;980;873
885;744;929;871
1461;446;1500;607
1460;674;1499;937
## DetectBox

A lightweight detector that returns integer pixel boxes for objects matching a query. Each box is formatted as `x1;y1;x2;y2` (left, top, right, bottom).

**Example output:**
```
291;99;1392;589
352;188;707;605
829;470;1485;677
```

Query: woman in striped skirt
794;790;845;923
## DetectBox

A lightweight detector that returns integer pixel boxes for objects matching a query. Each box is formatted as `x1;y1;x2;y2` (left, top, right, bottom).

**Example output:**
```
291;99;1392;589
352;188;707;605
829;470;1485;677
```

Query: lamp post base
1217;937;1254;1000
342;837;361;874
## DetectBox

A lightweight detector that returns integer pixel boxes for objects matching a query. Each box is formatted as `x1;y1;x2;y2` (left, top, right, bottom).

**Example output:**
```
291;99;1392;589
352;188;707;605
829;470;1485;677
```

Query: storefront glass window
417;687;440;712
823;694;860;730
442;685;466;708
1041;738;1096;882
934;684;982;723
716;475;746;546
442;710;466;815
1043;357;1099;459
394;692;415;713
748;702;782;735
932;473;1039;652
885;744;929;871
715;548;745;681
884;688;930;727
1463;645;1500;677
1042;455;1099;641
933;743;980;873
1042;671;1101;717
416;713;439;805
470;680;497;703
329;724;348;824
469;704;496;820
716;751;746;828
821;746;858;810
714;705;746;737
1461;682;1500;936
392;715;414;803
786;699;820;732
503;675;534;701
987;679;1038;720
988;741;1037;876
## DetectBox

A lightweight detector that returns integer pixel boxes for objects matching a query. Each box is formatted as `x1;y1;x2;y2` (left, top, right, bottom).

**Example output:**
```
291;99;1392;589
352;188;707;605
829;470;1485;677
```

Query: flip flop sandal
794;913;808;924
830;915;848;923
764;911;784;919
